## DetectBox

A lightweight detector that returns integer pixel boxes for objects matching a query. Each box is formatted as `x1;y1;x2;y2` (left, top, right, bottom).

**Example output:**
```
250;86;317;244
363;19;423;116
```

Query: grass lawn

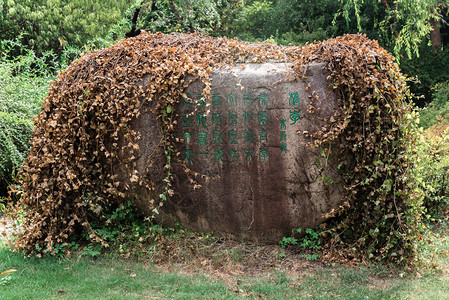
1;239;449;300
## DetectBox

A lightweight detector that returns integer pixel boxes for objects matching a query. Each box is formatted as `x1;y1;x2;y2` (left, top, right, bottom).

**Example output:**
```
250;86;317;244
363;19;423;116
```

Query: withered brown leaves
293;35;418;263
15;32;417;262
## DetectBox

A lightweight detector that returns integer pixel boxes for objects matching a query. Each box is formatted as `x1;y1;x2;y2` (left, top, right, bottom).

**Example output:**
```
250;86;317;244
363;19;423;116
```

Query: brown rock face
132;62;344;242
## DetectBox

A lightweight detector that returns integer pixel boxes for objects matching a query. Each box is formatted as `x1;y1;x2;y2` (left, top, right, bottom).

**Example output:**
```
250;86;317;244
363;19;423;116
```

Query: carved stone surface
131;62;344;242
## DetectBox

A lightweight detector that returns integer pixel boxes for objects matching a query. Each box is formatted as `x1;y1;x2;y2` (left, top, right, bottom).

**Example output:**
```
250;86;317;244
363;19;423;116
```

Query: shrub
0;112;34;194
0;50;53;195
419;82;449;129
0;0;130;57
231;0;274;40
413;120;449;216
0;39;84;197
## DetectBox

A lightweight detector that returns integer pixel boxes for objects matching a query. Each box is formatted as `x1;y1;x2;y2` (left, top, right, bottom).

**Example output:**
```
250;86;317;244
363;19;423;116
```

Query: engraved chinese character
213;130;223;144
257;111;269;126
259;128;268;143
183;132;192;145
214;148;223;163
259;147;270;162
289;91;300;106
289;110;301;125
183;149;193;164
212;93;222;107
258;92;268;107
244;147;255;162
196;113;208;128
182;114;193;128
227;93;237;107
212;112;223;126
280;119;287;130
228;129;238;144
228;148;239;162
280;131;287;141
244;129;255;143
243;93;253;106
280;142;287;153
197;130;208;145
244;111;253;125
228;111;238;126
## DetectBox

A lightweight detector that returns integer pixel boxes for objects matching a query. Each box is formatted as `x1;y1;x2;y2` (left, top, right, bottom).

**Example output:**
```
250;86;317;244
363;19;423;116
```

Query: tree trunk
430;18;441;53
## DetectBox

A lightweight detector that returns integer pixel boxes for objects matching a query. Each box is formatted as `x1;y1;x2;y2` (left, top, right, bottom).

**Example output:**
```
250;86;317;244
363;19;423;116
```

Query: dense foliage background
0;0;448;263
0;0;132;56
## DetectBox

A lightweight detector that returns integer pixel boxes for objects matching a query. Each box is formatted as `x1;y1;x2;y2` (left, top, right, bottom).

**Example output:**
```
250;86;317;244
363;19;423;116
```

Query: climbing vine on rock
14;32;422;263
292;35;423;264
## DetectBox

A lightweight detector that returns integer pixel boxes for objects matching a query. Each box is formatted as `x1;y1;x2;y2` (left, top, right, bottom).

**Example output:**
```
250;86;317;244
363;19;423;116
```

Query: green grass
0;242;230;299
1;240;449;300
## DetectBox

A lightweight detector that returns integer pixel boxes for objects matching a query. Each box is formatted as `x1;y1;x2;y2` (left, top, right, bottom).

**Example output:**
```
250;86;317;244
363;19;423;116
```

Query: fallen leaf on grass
0;269;17;276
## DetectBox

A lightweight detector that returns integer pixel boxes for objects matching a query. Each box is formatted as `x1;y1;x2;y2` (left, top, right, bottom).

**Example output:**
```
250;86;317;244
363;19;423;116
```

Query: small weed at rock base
280;227;322;261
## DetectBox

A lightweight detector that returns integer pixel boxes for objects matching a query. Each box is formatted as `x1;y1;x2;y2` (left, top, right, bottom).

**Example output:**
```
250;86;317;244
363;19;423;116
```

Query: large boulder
15;33;415;261
130;62;345;241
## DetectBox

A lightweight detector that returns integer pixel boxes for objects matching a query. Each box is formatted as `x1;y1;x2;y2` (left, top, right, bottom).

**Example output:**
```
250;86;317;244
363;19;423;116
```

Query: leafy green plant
84;200;190;258
419;82;449;129
88;201;149;253
412;119;449;217
280;227;322;260
274;250;286;262
338;0;446;59
232;0;273;40
0;0;130;56
304;253;320;261
0;38;84;198
106;0;223;40
80;244;102;258
0;197;6;214
300;228;322;251
0;47;54;195
279;227;301;249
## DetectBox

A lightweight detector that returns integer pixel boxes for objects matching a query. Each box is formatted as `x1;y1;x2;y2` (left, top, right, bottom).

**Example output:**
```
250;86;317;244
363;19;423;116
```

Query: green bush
225;0;341;43
419;82;449;129
231;0;274;40
0;49;54;195
0;113;33;190
0;0;130;56
413;120;449;216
